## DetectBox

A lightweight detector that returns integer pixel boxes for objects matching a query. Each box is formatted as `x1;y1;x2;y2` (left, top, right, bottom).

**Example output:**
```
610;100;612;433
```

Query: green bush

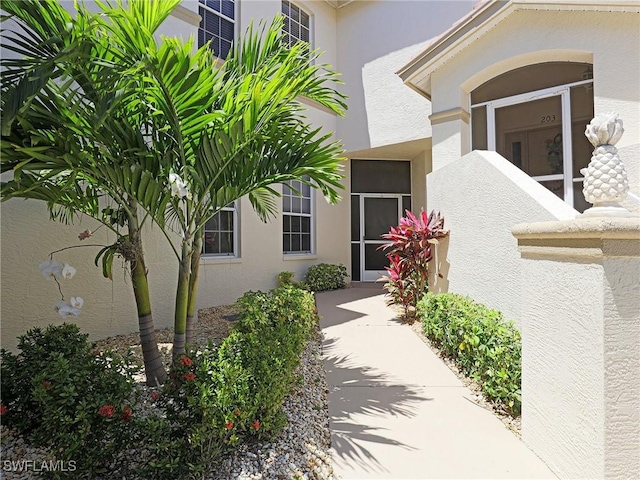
304;263;348;291
0;323;139;478
143;285;317;479
417;293;522;416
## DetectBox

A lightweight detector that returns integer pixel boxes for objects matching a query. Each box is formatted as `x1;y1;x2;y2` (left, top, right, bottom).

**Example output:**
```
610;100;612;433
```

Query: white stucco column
429;108;470;172
512;218;640;480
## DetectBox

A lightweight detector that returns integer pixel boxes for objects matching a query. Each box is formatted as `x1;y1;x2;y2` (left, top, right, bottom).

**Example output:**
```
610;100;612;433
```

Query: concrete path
317;285;557;480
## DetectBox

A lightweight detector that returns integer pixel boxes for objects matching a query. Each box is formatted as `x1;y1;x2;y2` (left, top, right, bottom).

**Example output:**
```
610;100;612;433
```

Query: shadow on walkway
323;337;431;474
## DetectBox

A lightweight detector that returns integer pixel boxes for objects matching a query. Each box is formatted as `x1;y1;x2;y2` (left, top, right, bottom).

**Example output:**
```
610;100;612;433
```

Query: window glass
282;1;311;49
203;203;237;256
198;0;235;59
283;175;313;254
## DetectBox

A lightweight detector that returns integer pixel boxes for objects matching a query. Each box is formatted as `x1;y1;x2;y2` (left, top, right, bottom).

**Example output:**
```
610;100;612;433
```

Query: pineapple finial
580;113;632;217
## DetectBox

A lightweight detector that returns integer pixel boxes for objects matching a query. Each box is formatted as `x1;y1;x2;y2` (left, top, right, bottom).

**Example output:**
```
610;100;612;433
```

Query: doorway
350;160;412;282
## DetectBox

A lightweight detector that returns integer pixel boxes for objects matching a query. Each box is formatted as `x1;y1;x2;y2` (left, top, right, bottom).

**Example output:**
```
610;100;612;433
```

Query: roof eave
398;0;640;98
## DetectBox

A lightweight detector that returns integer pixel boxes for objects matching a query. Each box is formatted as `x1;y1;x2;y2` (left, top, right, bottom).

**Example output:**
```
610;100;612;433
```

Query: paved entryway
317;285;557;480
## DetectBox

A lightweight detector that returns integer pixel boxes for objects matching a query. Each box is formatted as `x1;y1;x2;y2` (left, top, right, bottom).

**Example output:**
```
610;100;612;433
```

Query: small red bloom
120;406;133;422
234;409;241;417
179;356;193;367
150;391;161;401
0;404;7;416
252;420;260;431
98;404;114;418
183;372;196;382
225;421;234;430
42;380;52;389
92;349;101;356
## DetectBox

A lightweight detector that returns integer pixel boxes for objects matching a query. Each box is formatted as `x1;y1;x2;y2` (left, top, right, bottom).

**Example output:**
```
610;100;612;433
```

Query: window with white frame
198;0;235;60
281;1;310;48
283;176;313;254
203;203;237;256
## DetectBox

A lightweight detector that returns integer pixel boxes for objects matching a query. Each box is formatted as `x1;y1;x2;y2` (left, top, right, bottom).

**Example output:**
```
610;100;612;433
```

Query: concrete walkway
317;285;557;480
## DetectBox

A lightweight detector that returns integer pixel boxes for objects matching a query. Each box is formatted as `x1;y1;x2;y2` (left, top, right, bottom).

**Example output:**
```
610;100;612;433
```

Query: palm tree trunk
185;231;202;347
173;242;191;360
131;254;167;386
128;206;167;386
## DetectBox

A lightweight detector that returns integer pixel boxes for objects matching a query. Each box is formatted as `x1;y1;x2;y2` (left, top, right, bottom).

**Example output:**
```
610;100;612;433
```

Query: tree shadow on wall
323;337;432;474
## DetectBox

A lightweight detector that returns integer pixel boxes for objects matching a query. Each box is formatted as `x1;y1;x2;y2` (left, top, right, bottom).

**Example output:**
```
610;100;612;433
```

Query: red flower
78;229;92;240
225;421;234;430
0;404;7;416
92;349;101;356
42;380;52;389
120;406;133;422
252;420;260;431
183;372;196;382
179;356;193;367
98;404;114;418
234;409;241;417
150;391;161;402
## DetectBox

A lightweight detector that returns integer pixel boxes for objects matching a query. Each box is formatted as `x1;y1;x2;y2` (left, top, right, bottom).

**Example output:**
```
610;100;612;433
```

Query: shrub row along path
317;284;557;480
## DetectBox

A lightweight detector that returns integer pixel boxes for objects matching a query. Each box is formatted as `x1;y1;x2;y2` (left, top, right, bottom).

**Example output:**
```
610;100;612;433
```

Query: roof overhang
397;0;640;100
323;0;356;9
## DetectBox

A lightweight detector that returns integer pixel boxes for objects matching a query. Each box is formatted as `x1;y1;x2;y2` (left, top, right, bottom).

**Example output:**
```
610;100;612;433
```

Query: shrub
143;285;317;479
304;263;348;291
0;323;139;478
417;293;522;416
380;210;448;320
276;270;296;287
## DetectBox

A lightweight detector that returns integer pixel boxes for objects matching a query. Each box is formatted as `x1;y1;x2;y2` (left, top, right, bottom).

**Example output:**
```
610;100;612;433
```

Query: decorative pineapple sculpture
581;113;631;217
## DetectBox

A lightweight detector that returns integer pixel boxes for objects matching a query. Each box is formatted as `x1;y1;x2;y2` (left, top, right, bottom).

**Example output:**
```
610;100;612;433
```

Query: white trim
471;79;594;109
480;80;594;208
359;194;403;282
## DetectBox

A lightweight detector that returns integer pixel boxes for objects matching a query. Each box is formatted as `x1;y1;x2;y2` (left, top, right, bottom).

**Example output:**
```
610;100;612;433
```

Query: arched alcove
466;59;594;211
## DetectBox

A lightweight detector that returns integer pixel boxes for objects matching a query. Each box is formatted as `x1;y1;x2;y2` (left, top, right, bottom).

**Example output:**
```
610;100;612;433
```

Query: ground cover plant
417;293;522;416
380;210;449;320
0;286;317;479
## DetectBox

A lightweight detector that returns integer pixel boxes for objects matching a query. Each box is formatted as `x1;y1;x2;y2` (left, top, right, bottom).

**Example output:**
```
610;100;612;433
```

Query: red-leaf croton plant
380;210;449;321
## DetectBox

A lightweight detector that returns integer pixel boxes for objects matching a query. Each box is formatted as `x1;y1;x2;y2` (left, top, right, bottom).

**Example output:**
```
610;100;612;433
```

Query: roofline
397;0;640;99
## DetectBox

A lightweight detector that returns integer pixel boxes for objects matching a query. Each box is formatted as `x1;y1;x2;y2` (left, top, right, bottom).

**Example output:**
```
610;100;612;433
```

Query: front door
360;195;402;282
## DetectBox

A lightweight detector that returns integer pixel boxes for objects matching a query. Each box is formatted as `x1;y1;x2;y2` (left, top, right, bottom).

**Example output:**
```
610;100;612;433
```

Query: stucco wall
335;0;476;153
519;255;605;478
426;150;577;325
429;8;640;172
0;0;348;350
513;219;640;480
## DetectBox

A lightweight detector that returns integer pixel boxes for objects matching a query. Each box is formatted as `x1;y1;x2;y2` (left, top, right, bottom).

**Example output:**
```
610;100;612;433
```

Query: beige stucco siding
427;150;577;325
429;9;640;165
336;0;476;153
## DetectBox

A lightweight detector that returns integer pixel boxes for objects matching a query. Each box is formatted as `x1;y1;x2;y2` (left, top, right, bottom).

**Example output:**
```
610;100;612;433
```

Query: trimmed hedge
417;293;522;416
304;263;348;292
144;285;317;478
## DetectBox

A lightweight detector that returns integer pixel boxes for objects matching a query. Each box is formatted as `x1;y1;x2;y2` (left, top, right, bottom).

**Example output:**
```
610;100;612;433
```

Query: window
203;203;237;256
281;1;310;48
283;176;313;254
198;0;235;60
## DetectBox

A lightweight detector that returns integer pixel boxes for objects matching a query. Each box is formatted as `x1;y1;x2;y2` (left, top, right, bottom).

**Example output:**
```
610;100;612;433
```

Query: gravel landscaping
0;305;336;480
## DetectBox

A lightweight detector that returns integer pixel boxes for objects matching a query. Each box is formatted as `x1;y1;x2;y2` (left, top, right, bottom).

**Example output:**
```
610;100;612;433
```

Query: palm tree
1;0;177;385
1;0;348;362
